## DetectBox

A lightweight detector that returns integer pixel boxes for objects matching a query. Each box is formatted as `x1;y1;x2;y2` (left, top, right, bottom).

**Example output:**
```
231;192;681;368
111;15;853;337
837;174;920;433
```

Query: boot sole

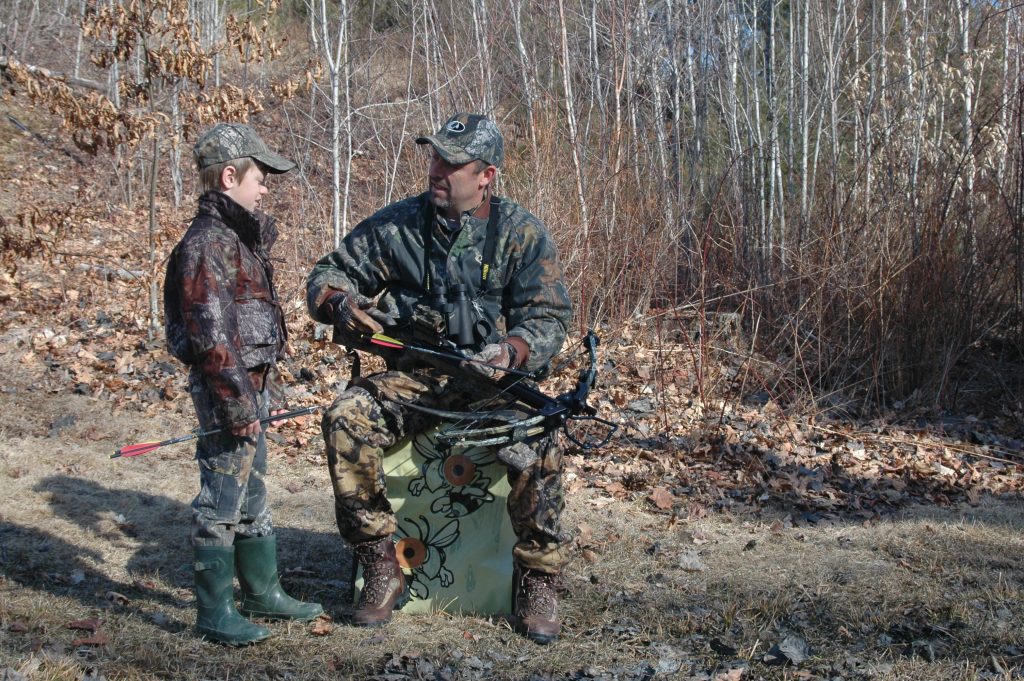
239;610;324;622
239;603;325;621
196;628;272;646
514;620;559;645
525;630;558;645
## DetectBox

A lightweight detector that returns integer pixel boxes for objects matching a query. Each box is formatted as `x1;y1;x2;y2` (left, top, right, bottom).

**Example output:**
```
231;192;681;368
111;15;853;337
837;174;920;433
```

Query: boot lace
356;541;397;607
519;571;557;618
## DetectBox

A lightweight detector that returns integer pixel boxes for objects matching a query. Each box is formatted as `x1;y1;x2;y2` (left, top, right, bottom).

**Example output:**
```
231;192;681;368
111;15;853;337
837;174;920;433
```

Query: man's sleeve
306;222;390;323
176;241;260;428
503;220;573;372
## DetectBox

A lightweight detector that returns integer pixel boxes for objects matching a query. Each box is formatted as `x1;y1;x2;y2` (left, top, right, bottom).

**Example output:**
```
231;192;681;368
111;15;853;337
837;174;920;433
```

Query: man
306;112;573;644
165;123;323;645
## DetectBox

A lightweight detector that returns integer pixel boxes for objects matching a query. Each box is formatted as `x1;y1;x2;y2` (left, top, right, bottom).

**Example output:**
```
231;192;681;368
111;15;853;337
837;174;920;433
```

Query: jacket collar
197;190;277;252
421;191;493;234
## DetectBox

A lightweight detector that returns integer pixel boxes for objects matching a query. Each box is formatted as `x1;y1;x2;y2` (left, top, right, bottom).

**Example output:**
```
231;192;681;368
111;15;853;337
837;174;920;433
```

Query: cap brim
415;136;475;165
254;151;296;174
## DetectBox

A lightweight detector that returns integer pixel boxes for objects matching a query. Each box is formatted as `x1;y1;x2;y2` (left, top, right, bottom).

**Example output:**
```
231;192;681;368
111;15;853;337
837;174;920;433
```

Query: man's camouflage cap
416;113;504;168
193;123;295;173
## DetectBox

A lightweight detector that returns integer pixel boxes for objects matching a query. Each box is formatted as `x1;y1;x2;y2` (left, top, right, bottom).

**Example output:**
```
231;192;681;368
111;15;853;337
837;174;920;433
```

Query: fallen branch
0;56;105;93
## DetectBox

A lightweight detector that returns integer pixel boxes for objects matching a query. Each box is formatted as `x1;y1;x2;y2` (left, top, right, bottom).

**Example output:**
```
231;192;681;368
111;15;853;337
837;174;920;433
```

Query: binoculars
430;282;481;348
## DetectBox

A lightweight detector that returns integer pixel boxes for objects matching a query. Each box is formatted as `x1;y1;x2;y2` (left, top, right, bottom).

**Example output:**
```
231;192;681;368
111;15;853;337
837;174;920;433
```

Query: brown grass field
1;339;1022;680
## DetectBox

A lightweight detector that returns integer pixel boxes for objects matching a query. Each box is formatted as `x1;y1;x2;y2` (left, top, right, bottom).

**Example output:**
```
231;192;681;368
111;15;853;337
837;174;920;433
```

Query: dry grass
1;355;1021;680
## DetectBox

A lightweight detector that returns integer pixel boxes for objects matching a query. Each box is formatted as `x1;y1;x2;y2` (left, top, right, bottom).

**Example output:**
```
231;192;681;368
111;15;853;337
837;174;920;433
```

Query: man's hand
325;292;392;336
460;342;513;379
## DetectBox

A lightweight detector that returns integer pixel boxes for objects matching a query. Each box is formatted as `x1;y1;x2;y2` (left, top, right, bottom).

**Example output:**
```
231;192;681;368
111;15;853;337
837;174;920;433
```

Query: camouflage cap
193;123;295;174
415;113;504;168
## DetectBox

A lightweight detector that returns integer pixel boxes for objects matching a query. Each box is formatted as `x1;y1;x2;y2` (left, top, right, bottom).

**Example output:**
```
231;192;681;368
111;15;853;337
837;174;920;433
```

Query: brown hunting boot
351;537;408;627
512;566;561;644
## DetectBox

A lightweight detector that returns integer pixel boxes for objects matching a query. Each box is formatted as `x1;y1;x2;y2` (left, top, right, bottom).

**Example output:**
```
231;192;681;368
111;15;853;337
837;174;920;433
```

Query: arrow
367;333;538;378
112;405;322;459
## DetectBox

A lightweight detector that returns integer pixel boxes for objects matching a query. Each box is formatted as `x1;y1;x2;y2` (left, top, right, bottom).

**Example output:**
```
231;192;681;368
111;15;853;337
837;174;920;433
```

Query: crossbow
360;330;618;451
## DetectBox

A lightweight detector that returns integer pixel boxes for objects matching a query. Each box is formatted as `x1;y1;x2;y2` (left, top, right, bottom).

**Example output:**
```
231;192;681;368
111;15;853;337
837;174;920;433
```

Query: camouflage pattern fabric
306;193;571;373
193;122;296;173
322;370;570;572
165;191;287;428
190;380;273;546
415;113;505;168
504;436;570;573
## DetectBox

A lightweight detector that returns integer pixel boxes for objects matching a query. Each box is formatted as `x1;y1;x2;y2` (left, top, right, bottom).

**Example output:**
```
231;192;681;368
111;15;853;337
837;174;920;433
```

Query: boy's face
222;163;268;212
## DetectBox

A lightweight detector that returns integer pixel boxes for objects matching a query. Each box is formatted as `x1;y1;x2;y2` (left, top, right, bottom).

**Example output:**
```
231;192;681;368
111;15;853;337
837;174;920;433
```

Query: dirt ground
1;343;1022;681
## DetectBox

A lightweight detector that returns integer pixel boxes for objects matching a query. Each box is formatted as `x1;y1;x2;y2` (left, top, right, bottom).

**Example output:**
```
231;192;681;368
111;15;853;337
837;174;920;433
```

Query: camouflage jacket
307;193;571;372
164;191;287;428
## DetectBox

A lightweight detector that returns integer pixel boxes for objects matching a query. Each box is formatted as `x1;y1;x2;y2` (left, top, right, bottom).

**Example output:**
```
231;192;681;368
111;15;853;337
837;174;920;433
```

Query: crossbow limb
359;331;618;450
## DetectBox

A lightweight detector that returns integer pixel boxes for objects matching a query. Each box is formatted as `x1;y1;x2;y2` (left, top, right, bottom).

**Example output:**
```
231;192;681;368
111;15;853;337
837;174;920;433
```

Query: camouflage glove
365;307;398;329
323;292;395;337
460;342;515;380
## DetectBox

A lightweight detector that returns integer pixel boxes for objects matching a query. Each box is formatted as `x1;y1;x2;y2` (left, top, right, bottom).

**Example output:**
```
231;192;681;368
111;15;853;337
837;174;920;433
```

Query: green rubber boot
194;546;271;645
235;535;324;621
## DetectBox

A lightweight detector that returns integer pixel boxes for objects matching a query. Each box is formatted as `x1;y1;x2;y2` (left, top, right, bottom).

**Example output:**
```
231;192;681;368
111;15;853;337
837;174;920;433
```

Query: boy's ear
219;164;238;190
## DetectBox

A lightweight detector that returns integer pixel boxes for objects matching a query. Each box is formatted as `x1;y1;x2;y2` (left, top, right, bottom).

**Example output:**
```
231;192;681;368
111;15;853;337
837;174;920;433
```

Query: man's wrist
501;336;529;369
501;341;519;369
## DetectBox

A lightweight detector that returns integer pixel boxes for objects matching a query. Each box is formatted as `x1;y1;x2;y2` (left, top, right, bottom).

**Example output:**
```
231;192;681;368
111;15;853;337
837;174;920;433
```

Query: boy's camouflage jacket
307;193;571;372
165;191;287;428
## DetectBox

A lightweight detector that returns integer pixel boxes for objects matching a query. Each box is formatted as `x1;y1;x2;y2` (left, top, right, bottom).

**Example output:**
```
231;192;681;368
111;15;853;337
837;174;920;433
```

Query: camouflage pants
322;370;570;573
190;375;273;547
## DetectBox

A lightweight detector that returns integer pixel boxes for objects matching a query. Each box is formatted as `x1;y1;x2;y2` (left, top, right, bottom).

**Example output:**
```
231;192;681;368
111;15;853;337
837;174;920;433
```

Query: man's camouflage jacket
164;190;287;428
306;192;572;372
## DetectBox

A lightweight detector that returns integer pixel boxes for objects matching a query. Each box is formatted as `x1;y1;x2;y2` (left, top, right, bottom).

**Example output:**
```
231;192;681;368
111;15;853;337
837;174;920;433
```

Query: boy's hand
267;408;289;426
231;420;261;438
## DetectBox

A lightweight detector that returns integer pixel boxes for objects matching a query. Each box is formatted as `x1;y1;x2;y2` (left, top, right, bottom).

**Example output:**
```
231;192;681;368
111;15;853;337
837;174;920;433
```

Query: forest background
0;0;1023;679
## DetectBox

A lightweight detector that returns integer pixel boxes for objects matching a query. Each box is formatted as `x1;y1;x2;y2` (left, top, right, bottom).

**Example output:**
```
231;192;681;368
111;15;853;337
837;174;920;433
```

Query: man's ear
479;165;497;191
219;164;238;190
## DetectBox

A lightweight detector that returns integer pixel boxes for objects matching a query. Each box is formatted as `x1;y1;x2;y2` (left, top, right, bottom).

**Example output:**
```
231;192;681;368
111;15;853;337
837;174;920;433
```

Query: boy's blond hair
198;157;257;193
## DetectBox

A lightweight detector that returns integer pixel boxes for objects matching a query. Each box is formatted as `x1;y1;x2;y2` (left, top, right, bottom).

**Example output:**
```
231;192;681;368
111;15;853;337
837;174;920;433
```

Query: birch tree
309;0;351;246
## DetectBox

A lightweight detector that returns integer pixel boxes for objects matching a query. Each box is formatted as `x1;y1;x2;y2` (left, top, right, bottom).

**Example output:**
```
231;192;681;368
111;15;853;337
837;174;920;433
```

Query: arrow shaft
369;334;536;378
194;404;322;437
112;404;322;459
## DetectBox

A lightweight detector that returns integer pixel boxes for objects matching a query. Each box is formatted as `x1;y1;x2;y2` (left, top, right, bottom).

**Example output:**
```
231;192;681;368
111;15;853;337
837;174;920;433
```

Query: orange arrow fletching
111;443;162;459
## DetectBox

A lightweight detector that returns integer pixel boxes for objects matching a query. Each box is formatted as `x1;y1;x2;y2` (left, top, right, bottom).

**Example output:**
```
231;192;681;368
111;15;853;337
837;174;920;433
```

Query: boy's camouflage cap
193;123;295;173
416;113;504;168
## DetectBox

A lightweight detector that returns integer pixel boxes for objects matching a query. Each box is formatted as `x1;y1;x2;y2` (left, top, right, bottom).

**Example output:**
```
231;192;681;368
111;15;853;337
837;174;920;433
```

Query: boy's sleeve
174;239;260;428
265;364;286;412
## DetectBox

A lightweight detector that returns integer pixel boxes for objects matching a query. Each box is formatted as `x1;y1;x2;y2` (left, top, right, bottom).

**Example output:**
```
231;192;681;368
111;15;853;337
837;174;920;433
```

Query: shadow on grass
10;475;356;622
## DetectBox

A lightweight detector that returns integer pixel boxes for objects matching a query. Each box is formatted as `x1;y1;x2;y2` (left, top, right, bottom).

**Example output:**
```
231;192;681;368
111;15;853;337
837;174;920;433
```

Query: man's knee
322;387;393;465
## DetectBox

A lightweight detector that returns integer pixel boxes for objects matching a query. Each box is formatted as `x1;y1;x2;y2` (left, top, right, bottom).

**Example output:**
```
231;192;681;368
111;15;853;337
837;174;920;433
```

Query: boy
164;123;323;645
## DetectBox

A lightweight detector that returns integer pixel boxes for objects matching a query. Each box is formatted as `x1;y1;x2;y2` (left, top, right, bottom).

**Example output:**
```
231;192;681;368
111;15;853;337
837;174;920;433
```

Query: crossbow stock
359;330;618;451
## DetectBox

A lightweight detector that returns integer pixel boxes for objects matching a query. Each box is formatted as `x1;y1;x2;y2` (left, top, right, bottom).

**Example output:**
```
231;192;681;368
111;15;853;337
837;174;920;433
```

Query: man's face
426;149;493;218
223;164;268;213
